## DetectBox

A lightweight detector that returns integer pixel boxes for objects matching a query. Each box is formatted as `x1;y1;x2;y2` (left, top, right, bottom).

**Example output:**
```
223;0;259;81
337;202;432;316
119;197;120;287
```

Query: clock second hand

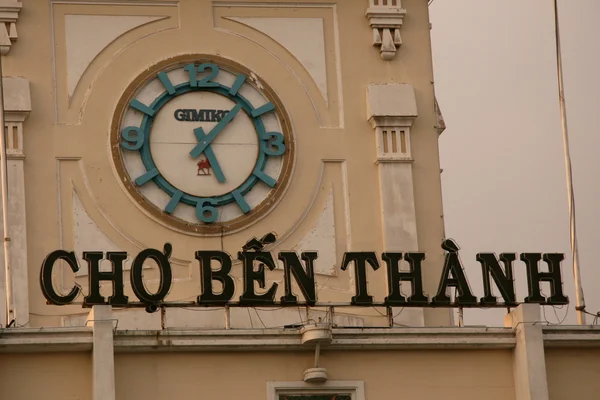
193;127;226;183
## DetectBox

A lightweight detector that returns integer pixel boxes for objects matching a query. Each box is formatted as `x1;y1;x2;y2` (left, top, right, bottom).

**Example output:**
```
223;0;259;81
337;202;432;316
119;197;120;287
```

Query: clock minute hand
189;103;242;158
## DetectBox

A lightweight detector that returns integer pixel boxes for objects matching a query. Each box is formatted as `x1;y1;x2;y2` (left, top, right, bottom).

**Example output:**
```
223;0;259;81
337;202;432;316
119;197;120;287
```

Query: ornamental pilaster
0;76;30;326
367;83;421;325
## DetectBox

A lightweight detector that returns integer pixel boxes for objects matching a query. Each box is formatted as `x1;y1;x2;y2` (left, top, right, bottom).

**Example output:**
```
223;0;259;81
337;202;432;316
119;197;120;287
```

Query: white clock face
111;56;294;235
150;92;259;198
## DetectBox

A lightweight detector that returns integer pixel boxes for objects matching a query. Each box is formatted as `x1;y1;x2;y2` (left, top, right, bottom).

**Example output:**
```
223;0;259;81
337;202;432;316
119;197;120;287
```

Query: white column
87;305;117;400
505;304;549;400
0;76;30;326
367;84;422;326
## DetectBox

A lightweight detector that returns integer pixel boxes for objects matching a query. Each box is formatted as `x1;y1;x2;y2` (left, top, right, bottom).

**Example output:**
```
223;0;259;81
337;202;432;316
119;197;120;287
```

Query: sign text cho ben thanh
39;238;569;309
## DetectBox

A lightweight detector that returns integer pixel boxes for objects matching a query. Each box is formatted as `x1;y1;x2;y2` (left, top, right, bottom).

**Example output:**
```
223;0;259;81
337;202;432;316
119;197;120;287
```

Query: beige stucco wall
0;353;92;400
3;0;449;328
115;350;515;400
546;348;600;400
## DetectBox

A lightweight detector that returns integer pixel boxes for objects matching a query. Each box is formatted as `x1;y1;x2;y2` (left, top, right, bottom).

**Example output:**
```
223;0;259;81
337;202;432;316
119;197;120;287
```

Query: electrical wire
254;308;267;328
581;310;600;325
246;308;254;328
372;307;404;325
552;304;568;324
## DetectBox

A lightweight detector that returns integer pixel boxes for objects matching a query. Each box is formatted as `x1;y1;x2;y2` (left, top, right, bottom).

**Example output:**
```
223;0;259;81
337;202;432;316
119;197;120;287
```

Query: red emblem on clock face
197;158;211;176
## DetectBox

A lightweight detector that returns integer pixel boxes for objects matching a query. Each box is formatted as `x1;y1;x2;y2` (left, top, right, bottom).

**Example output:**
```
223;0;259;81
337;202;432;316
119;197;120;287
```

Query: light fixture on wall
300;322;332;383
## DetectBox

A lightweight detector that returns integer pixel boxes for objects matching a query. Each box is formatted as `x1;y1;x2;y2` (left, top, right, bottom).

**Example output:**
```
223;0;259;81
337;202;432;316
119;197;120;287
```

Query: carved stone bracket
3;77;30;159
365;0;407;61
0;1;22;55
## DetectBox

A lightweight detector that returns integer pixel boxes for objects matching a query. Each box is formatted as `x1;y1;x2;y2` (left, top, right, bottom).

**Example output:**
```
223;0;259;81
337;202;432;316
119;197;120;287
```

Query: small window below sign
279;394;352;400
268;381;365;400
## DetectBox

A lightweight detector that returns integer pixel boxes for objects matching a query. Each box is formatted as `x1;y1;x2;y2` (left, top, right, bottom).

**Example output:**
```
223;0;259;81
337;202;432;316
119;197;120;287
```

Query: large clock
110;56;294;235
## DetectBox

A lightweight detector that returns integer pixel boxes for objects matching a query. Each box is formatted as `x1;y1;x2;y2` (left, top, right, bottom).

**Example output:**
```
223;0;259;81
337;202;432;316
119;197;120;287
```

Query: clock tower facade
0;0;448;329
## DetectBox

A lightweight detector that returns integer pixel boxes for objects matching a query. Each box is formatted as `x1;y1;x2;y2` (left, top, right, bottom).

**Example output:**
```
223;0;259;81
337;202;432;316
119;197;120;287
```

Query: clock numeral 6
120;126;145;151
196;198;218;223
184;63;220;88
261;131;286;156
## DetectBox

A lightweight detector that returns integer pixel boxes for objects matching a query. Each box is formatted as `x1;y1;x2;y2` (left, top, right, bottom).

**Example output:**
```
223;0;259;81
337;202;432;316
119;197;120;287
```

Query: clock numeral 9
261;131;286;156
184;63;220;88
196;198;218;223
120;126;145;150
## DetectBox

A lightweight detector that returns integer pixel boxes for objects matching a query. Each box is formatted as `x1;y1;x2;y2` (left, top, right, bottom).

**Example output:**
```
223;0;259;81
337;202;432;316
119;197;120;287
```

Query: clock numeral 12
184;63;220;88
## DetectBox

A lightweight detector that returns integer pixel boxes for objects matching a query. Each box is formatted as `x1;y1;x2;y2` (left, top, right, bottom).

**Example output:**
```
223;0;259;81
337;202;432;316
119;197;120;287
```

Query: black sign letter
431;240;477;305
197;251;235;305
383;252;428;306
84;251;129;306
40;250;81;305
340;252;380;305
279;251;317;305
238;251;278;304
477;253;516;306
522;253;569;305
131;244;173;305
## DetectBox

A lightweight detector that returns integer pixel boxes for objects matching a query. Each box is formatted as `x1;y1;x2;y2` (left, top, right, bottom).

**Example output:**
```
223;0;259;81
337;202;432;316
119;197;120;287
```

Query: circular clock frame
110;55;295;236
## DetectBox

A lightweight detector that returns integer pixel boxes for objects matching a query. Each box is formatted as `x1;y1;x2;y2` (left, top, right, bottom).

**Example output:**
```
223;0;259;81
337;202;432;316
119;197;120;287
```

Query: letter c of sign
174;109;186;121
40;250;81;305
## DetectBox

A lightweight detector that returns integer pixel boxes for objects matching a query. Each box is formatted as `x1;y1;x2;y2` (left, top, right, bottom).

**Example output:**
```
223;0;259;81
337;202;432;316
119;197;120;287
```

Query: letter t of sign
340;252;380;305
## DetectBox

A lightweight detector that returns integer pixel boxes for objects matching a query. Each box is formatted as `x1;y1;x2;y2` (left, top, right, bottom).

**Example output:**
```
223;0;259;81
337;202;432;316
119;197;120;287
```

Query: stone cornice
5;326;598;353
368;115;417;130
0;327;93;352
113;327;517;352
543;325;600;347
0;327;517;353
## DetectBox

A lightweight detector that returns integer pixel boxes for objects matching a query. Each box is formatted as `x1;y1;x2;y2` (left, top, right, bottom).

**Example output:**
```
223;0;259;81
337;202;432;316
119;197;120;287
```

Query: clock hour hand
194;128;226;183
189;103;242;158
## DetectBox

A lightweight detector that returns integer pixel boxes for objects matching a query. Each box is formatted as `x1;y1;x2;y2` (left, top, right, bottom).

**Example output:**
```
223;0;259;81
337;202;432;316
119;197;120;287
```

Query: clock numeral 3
196;198;218;223
261;131;286;156
184;63;220;88
120;126;145;150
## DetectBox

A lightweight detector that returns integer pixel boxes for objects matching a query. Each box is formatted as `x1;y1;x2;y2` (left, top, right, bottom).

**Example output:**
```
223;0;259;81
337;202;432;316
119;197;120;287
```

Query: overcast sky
429;0;600;326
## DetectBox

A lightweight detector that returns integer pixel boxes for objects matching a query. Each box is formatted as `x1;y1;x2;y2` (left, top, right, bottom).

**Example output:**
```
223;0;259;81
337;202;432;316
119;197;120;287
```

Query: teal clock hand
189;103;242;158
194;128;226;183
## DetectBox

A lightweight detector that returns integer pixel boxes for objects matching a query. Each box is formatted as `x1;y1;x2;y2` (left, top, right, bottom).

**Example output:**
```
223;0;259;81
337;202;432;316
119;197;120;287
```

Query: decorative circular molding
110;54;295;236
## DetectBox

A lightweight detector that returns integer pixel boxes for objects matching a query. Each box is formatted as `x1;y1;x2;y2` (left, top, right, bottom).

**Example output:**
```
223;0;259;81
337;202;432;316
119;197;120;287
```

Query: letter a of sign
431;239;477;306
